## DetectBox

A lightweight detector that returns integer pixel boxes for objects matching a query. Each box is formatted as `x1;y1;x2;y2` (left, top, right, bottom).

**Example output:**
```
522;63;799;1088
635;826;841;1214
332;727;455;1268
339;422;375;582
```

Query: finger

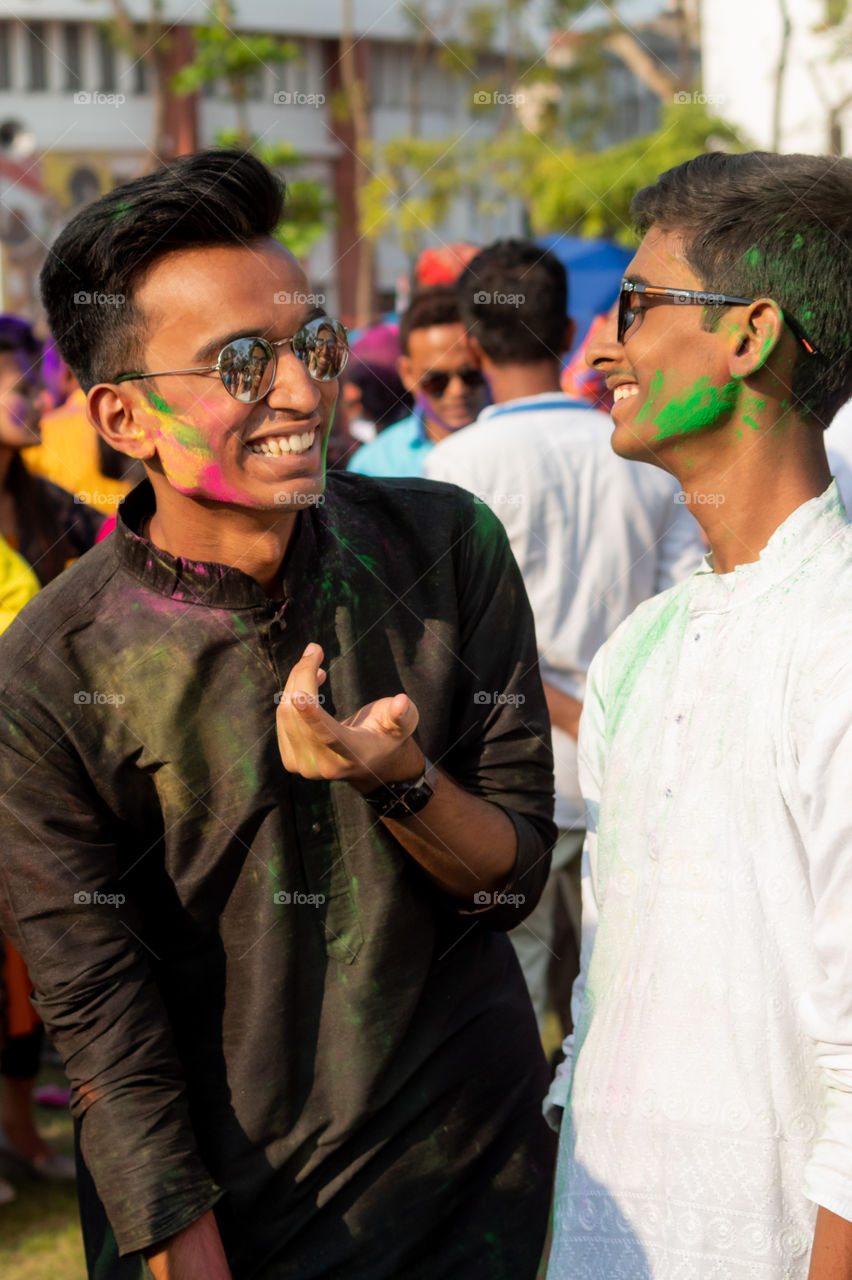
384;693;419;737
286;689;351;751
283;643;324;699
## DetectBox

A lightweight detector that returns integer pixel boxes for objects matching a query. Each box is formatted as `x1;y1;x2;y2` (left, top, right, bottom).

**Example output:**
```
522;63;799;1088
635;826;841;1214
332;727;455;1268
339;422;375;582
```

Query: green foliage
364;102;745;252
171;14;297;95
503;103;746;241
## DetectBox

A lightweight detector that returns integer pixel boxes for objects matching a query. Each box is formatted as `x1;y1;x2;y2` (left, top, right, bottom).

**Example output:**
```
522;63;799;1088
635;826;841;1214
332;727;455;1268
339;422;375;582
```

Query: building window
0;23;10;90
64;24;82;92
98;27;116;93
26;22;47;91
132;53;147;96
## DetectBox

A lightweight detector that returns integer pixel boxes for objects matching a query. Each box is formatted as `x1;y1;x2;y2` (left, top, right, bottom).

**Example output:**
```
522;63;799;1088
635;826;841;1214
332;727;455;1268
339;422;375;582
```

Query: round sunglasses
418;366;486;398
115;315;350;403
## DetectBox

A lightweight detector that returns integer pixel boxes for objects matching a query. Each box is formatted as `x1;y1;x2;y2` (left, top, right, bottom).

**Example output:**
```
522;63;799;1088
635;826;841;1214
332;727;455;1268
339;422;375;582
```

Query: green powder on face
742;415;760;431
638;373;740;441
147;391;174;414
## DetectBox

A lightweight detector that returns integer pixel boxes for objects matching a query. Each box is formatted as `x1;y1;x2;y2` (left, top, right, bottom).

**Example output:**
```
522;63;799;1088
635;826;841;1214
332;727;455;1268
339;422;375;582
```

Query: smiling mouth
247;429;316;457
613;385;639;403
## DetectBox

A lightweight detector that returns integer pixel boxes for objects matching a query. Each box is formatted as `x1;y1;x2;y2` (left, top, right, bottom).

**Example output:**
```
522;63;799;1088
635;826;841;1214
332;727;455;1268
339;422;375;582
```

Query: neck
145;479;299;596
484;359;562;405
0;444;15;491
670;409;832;574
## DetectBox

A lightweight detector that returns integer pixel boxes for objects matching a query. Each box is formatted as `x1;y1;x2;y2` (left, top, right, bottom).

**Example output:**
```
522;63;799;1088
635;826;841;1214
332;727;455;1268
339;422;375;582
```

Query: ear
87;384;157;461
563;319;576;353
397;355;417;394
728;300;787;379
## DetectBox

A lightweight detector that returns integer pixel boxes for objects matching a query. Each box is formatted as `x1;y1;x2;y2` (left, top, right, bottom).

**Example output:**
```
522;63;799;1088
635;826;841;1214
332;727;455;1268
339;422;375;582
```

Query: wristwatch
362;756;436;819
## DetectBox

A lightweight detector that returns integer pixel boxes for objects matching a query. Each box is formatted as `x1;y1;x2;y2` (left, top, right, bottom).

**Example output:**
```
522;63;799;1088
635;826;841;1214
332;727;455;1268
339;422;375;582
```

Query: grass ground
0;1065;86;1280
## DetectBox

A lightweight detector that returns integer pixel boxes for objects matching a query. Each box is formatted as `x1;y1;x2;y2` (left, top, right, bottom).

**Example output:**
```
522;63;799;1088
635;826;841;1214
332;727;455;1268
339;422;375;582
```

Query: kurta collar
114;479;320;609
688;480;848;613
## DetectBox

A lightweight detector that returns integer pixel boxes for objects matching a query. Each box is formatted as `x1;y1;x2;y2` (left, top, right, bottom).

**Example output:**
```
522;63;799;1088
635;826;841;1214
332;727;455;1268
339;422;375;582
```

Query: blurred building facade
0;0;523;325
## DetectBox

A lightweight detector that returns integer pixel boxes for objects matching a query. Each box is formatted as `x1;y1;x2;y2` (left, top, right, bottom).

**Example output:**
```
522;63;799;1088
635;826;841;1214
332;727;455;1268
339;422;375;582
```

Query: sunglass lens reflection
220;339;274;402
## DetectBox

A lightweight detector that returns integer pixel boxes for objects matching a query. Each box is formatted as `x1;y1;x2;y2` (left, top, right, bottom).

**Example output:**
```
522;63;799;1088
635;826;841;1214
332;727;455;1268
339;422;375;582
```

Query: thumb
385;692;419;737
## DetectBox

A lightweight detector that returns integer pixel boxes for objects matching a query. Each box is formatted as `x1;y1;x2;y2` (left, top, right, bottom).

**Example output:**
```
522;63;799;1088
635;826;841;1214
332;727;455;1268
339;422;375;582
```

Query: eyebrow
624;273;652;287
192;306;328;364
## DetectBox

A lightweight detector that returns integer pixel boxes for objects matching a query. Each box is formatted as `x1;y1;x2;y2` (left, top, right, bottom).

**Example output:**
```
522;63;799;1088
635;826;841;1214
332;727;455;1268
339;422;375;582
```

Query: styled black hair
40;149;285;392
456;239;568;366
631;151;852;425
398;286;462;356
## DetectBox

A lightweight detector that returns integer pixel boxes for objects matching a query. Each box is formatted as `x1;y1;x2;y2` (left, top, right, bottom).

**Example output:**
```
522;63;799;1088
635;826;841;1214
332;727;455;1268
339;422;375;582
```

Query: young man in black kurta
0;151;556;1278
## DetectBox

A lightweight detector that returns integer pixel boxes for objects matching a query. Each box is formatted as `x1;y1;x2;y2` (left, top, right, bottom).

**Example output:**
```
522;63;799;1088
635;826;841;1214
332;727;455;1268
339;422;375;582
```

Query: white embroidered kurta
545;483;852;1279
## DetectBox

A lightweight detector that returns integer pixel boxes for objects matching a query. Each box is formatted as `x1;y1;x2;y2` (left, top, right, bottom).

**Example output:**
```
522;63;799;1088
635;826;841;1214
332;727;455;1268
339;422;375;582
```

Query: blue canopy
538;234;633;355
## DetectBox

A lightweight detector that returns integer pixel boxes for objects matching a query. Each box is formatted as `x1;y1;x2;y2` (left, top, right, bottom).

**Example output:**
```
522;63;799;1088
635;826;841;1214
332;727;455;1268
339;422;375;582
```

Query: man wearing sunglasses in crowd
543;151;852;1280
348;285;489;477
425;239;703;1033
0;151;557;1279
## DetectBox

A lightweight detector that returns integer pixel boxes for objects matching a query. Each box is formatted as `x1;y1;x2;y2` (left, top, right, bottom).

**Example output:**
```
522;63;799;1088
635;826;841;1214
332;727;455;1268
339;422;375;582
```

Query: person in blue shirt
348;286;489;477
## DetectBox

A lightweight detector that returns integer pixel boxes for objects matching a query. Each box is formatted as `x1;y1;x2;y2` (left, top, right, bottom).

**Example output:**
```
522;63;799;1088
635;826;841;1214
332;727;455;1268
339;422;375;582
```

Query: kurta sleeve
0;700;223;1255
443;492;557;930
543;639;607;1130
798;662;852;1220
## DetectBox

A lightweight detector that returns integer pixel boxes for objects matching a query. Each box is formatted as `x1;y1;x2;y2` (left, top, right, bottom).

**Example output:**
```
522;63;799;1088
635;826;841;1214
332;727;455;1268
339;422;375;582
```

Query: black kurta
0;472;556;1278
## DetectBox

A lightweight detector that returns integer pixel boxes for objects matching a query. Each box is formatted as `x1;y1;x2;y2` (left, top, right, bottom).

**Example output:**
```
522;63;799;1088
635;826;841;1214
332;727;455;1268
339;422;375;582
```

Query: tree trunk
771;0;792;150
340;0;374;326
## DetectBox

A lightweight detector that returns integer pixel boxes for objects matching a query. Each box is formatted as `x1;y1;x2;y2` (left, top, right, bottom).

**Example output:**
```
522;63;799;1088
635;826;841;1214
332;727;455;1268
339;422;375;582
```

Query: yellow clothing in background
22;388;132;512
0;534;38;634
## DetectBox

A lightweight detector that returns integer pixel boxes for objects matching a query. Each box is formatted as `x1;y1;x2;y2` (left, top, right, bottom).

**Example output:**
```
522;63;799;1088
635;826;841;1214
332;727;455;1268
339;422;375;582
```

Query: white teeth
248;429;315;456
613;384;639;402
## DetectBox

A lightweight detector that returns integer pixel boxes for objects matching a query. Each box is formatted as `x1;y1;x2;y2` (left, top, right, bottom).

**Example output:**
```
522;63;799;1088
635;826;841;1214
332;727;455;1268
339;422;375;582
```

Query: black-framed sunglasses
115;315;350;403
419;366;486;398
617;282;820;358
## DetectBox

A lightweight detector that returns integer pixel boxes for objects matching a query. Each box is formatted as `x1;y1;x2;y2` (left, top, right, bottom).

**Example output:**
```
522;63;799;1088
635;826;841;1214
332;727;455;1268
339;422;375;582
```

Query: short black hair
456;240;568;366
631;151;852;425
398;287;462;356
40;149;286;392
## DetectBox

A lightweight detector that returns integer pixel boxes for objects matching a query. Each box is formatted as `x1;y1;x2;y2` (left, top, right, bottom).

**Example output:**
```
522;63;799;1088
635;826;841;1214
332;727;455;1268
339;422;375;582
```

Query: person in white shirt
424;240;703;1031
543;150;852;1280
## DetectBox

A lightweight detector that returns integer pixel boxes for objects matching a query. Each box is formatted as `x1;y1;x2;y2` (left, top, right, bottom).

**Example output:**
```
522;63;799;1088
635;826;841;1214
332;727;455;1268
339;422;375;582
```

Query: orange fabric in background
4;939;39;1038
22;388;132;512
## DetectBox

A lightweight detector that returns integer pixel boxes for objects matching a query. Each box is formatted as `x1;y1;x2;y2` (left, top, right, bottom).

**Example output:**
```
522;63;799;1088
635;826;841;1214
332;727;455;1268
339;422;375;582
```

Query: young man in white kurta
544;150;852;1280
